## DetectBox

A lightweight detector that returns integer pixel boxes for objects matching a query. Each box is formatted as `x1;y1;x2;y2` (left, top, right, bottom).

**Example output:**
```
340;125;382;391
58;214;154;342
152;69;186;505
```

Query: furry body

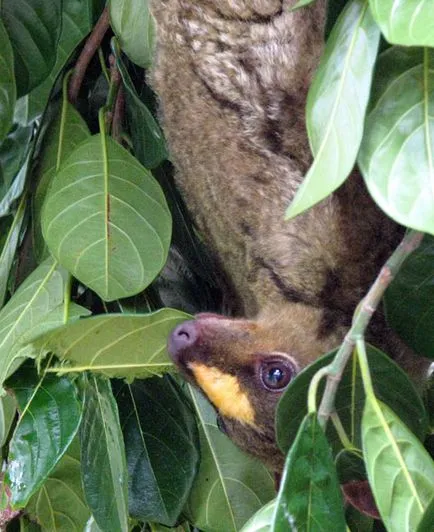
151;0;426;471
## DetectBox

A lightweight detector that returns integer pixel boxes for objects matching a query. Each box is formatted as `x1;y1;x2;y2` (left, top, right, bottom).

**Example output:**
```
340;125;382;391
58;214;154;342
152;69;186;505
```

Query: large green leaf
79;376;129;532
362;399;434;531
26;438;92;530
20;0;94;124
0;19;15;142
385;235;434;358
114;377;200;526
276;346;427;454
272;414;346;531
1;0;62;97
42;134;172;301
240;500;276;532
110;0;155;68
114;44;168;169
185;385;275;532
358;47;434;234
33;103;91;262
5;365;82;508
0;258;67;391
31;308;189;380
286;0;380;219
369;0;434;47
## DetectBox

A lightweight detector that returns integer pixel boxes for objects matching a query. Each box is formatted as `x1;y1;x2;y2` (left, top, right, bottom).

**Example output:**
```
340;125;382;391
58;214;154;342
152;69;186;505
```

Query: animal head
168;308;343;470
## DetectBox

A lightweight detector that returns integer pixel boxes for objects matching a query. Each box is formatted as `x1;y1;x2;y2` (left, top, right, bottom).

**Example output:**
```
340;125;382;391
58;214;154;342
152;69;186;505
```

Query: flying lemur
149;0;427;472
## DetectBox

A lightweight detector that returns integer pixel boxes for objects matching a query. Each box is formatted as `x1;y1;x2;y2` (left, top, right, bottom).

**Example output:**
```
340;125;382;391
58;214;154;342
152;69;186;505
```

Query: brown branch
68;7;111;104
112;85;125;143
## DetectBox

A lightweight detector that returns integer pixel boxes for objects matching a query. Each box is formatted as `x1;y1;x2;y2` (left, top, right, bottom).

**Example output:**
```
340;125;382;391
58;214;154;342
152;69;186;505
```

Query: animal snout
168;321;198;361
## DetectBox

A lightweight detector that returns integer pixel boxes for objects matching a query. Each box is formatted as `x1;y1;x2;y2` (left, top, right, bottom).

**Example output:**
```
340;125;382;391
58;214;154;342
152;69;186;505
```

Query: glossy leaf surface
363;399;434;531
30;308;188;379
1;0;62;96
42;134;172;301
272;414;346;532
27;439;91;530
114;377;200;525
80;376;129;532
359;47;434;234
369;0;434;47
286;0;379;219
5;365;82;508
185;385;275;532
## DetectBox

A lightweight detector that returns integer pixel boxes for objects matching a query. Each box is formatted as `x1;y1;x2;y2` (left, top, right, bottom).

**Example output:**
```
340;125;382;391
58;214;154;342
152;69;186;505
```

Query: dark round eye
259;358;295;391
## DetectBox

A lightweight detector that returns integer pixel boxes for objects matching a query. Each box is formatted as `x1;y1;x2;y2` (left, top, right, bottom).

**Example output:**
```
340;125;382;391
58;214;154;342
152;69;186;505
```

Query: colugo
149;0;428;472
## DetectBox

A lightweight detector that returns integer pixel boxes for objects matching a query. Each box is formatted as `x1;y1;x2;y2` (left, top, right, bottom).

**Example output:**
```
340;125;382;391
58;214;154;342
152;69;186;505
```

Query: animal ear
255;352;299;391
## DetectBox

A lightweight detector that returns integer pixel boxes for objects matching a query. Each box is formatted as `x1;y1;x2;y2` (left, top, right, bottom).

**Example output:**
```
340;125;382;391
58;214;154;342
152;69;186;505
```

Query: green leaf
33;103;91;263
385;235;434;358
0;193;26;308
27;438;92;530
0;149;30;218
0;393;16;448
286;0;380;219
42;134;172;301
21;0;94;123
79;376;129;532
417;496;434;531
185;385;275;532
369;0;434;47
358;47;434;234
5;365;82;508
110;0;155;68
10;302;91;364
114;43;168;169
30;308;188;380
0;258;67;391
114;377;200;526
272;413;346;531
1;0;62;97
0;123;33;193
240;500;276;532
362;399;434;531
277;346;427;454
0;18;15;142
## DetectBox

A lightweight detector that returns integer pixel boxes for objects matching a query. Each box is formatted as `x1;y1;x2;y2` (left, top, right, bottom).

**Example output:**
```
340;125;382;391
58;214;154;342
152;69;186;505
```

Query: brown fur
151;0;428;471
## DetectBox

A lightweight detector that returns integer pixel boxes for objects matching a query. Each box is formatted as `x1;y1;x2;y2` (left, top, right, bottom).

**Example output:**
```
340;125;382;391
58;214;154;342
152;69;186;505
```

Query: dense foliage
0;0;432;531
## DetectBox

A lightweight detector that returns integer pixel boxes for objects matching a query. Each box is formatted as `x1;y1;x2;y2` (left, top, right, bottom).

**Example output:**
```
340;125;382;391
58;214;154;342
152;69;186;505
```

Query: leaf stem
316;229;424;429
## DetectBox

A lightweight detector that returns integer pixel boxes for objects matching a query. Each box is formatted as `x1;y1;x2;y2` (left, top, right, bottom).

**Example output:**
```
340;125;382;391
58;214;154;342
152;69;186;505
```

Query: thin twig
316;230;424;429
68;7;110;104
112;85;125;143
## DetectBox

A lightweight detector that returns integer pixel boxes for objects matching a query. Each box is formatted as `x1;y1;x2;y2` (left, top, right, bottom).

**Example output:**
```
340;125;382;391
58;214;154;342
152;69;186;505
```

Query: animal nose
168;321;198;360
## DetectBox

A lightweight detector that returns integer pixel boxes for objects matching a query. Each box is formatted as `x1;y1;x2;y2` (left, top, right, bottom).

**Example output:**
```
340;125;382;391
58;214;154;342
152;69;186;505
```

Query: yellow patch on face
188;362;256;426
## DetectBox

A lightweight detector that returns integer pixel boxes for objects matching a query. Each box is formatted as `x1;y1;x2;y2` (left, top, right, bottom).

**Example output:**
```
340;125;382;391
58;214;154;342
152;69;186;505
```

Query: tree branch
316;229;424;428
68;7;110;104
